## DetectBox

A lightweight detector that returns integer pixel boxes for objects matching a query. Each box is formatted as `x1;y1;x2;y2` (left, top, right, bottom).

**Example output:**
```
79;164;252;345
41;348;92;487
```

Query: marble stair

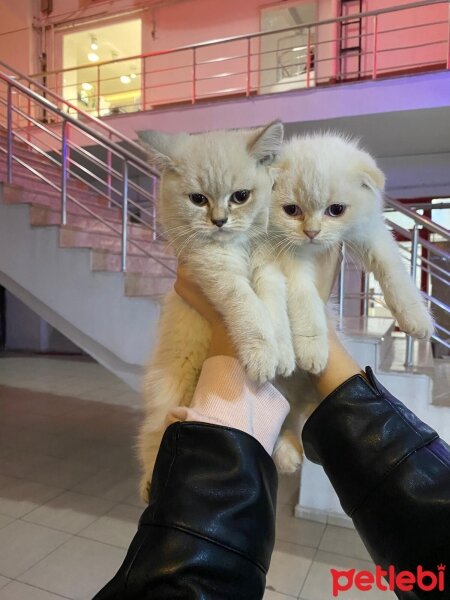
0;127;176;299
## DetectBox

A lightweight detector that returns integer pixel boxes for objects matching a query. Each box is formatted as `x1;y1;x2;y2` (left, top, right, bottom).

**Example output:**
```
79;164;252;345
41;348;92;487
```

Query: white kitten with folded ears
137;122;294;501
269;133;434;473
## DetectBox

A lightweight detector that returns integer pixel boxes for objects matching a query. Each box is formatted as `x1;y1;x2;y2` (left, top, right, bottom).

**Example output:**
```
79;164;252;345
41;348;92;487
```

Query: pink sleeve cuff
168;356;290;456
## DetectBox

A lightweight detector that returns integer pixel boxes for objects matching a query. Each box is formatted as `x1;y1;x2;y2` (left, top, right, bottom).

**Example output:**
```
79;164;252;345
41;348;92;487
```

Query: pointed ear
248;120;284;165
137;130;176;172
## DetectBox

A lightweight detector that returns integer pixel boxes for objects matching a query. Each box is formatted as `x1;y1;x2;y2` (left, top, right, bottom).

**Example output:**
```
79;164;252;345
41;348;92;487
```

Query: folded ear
361;164;385;192
137;130;177;172
247;120;284;165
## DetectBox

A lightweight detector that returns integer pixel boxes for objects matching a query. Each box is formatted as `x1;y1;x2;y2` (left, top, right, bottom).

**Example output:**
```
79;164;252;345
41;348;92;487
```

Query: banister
30;0;448;79
0;69;157;178
0;60;158;177
385;196;450;239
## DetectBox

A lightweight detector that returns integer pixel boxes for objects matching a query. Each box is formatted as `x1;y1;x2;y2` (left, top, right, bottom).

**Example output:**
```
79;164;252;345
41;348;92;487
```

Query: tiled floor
0;355;399;599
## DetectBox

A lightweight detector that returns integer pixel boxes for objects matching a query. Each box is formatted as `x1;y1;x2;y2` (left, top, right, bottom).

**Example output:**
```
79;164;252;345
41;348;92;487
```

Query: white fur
269;133;434;472
137;122;288;500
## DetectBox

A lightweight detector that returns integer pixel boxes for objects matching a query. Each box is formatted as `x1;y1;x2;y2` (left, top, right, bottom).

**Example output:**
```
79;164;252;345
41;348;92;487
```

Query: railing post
192;47;196;104
142;56;146;111
107;148;112;206
246;37;251;96
447;1;450;69
372;15;378;79
338;241;346;329
6;84;13;184
61;120;68;225
405;224;420;367
363;271;370;317
122;161;129;272
97;64;101;117
306;27;312;88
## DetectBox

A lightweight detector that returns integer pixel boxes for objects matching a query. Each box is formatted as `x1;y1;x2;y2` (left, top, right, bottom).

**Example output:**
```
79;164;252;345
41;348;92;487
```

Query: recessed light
120;75;131;84
88;52;99;62
130;73;137;79
81;82;93;91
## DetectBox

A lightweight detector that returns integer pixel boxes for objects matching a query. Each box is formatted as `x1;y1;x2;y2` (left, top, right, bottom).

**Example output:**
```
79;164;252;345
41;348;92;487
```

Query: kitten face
270;134;385;253
138;122;283;253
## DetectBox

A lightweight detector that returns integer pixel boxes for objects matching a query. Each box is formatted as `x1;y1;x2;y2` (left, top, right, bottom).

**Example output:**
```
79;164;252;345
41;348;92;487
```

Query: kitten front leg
359;224;434;339
252;260;295;377
188;253;279;383
285;260;329;374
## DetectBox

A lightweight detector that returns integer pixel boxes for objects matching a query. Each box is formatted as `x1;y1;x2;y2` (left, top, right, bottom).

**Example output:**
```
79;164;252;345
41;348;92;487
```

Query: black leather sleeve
93;421;278;600
302;367;450;600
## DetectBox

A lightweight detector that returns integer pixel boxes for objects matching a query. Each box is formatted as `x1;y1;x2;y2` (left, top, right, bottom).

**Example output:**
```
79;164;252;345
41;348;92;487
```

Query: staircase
0;63;176;390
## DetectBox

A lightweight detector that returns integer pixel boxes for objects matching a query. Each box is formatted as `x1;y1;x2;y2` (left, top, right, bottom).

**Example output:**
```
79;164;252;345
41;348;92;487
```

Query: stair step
1;183;121;221
0;164;110;205
91;249;176;275
124;272;174;297
30;205;155;242
59;226;171;262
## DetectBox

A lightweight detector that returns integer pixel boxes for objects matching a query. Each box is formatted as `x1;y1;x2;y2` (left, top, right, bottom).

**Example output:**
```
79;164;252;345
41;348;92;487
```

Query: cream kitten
137;122;291;500
269;133;434;472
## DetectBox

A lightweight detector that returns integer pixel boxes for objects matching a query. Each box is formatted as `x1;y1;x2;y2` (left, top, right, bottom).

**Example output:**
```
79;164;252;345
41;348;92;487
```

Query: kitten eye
189;193;208;207
325;204;346;217
231;189;251;204
283;204;302;217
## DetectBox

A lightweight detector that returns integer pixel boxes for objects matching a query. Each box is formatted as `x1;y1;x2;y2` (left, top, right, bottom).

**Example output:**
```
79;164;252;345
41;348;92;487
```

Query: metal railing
27;0;450;116
337;197;450;367
0;64;175;276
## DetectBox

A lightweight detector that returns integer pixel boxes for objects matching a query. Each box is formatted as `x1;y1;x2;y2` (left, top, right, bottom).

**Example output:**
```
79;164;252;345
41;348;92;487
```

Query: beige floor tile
300;551;397;600
0;581;67;599
266;540;315;597
23;491;115;534
19;536;126;600
277;472;300;506
79;503;141;548
0;576;10;590
264;590;296;599
319;524;372;561
0;476;63;518
276;506;325;548
0;520;70;578
73;466;139;502
0;514;14;530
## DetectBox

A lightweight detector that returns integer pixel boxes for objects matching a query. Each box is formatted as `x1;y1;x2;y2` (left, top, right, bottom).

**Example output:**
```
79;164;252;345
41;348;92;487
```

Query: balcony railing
25;0;450;118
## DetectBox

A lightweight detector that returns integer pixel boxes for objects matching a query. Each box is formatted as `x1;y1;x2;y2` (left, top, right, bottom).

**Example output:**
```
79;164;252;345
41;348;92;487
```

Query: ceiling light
90;35;98;51
130;73;137;79
88;52;99;62
81;82;93;91
120;75;131;84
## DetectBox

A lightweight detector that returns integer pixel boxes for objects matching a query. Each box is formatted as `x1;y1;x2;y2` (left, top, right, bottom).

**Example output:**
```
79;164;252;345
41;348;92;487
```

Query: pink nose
304;229;320;240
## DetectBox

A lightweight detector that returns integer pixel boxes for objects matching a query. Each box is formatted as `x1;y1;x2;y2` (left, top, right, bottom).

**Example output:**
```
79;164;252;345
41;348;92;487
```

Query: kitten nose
304;229;320;240
212;218;228;228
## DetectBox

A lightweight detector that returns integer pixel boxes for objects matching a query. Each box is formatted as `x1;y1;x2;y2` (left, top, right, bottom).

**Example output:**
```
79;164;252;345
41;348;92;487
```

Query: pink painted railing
28;0;449;117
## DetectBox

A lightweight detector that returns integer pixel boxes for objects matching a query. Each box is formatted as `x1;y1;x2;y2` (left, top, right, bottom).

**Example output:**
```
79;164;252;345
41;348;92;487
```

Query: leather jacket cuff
301;366;439;516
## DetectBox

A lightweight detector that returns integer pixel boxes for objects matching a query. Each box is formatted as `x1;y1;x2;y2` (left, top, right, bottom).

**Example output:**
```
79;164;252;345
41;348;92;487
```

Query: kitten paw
395;304;434;339
240;338;279;383
276;337;296;377
294;334;329;374
273;433;303;474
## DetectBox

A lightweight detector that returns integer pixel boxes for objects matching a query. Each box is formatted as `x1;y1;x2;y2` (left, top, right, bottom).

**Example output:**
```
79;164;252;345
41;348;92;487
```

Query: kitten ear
361;165;385;192
248;120;284;165
137;130;177;172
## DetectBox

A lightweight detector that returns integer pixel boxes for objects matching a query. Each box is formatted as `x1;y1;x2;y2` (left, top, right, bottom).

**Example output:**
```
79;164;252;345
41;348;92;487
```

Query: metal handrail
0;66;173;276
0;60;158;177
385;196;450;240
31;0;447;79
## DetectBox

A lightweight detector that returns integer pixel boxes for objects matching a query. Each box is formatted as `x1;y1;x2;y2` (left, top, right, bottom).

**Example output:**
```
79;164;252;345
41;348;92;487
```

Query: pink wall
0;0;448;105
